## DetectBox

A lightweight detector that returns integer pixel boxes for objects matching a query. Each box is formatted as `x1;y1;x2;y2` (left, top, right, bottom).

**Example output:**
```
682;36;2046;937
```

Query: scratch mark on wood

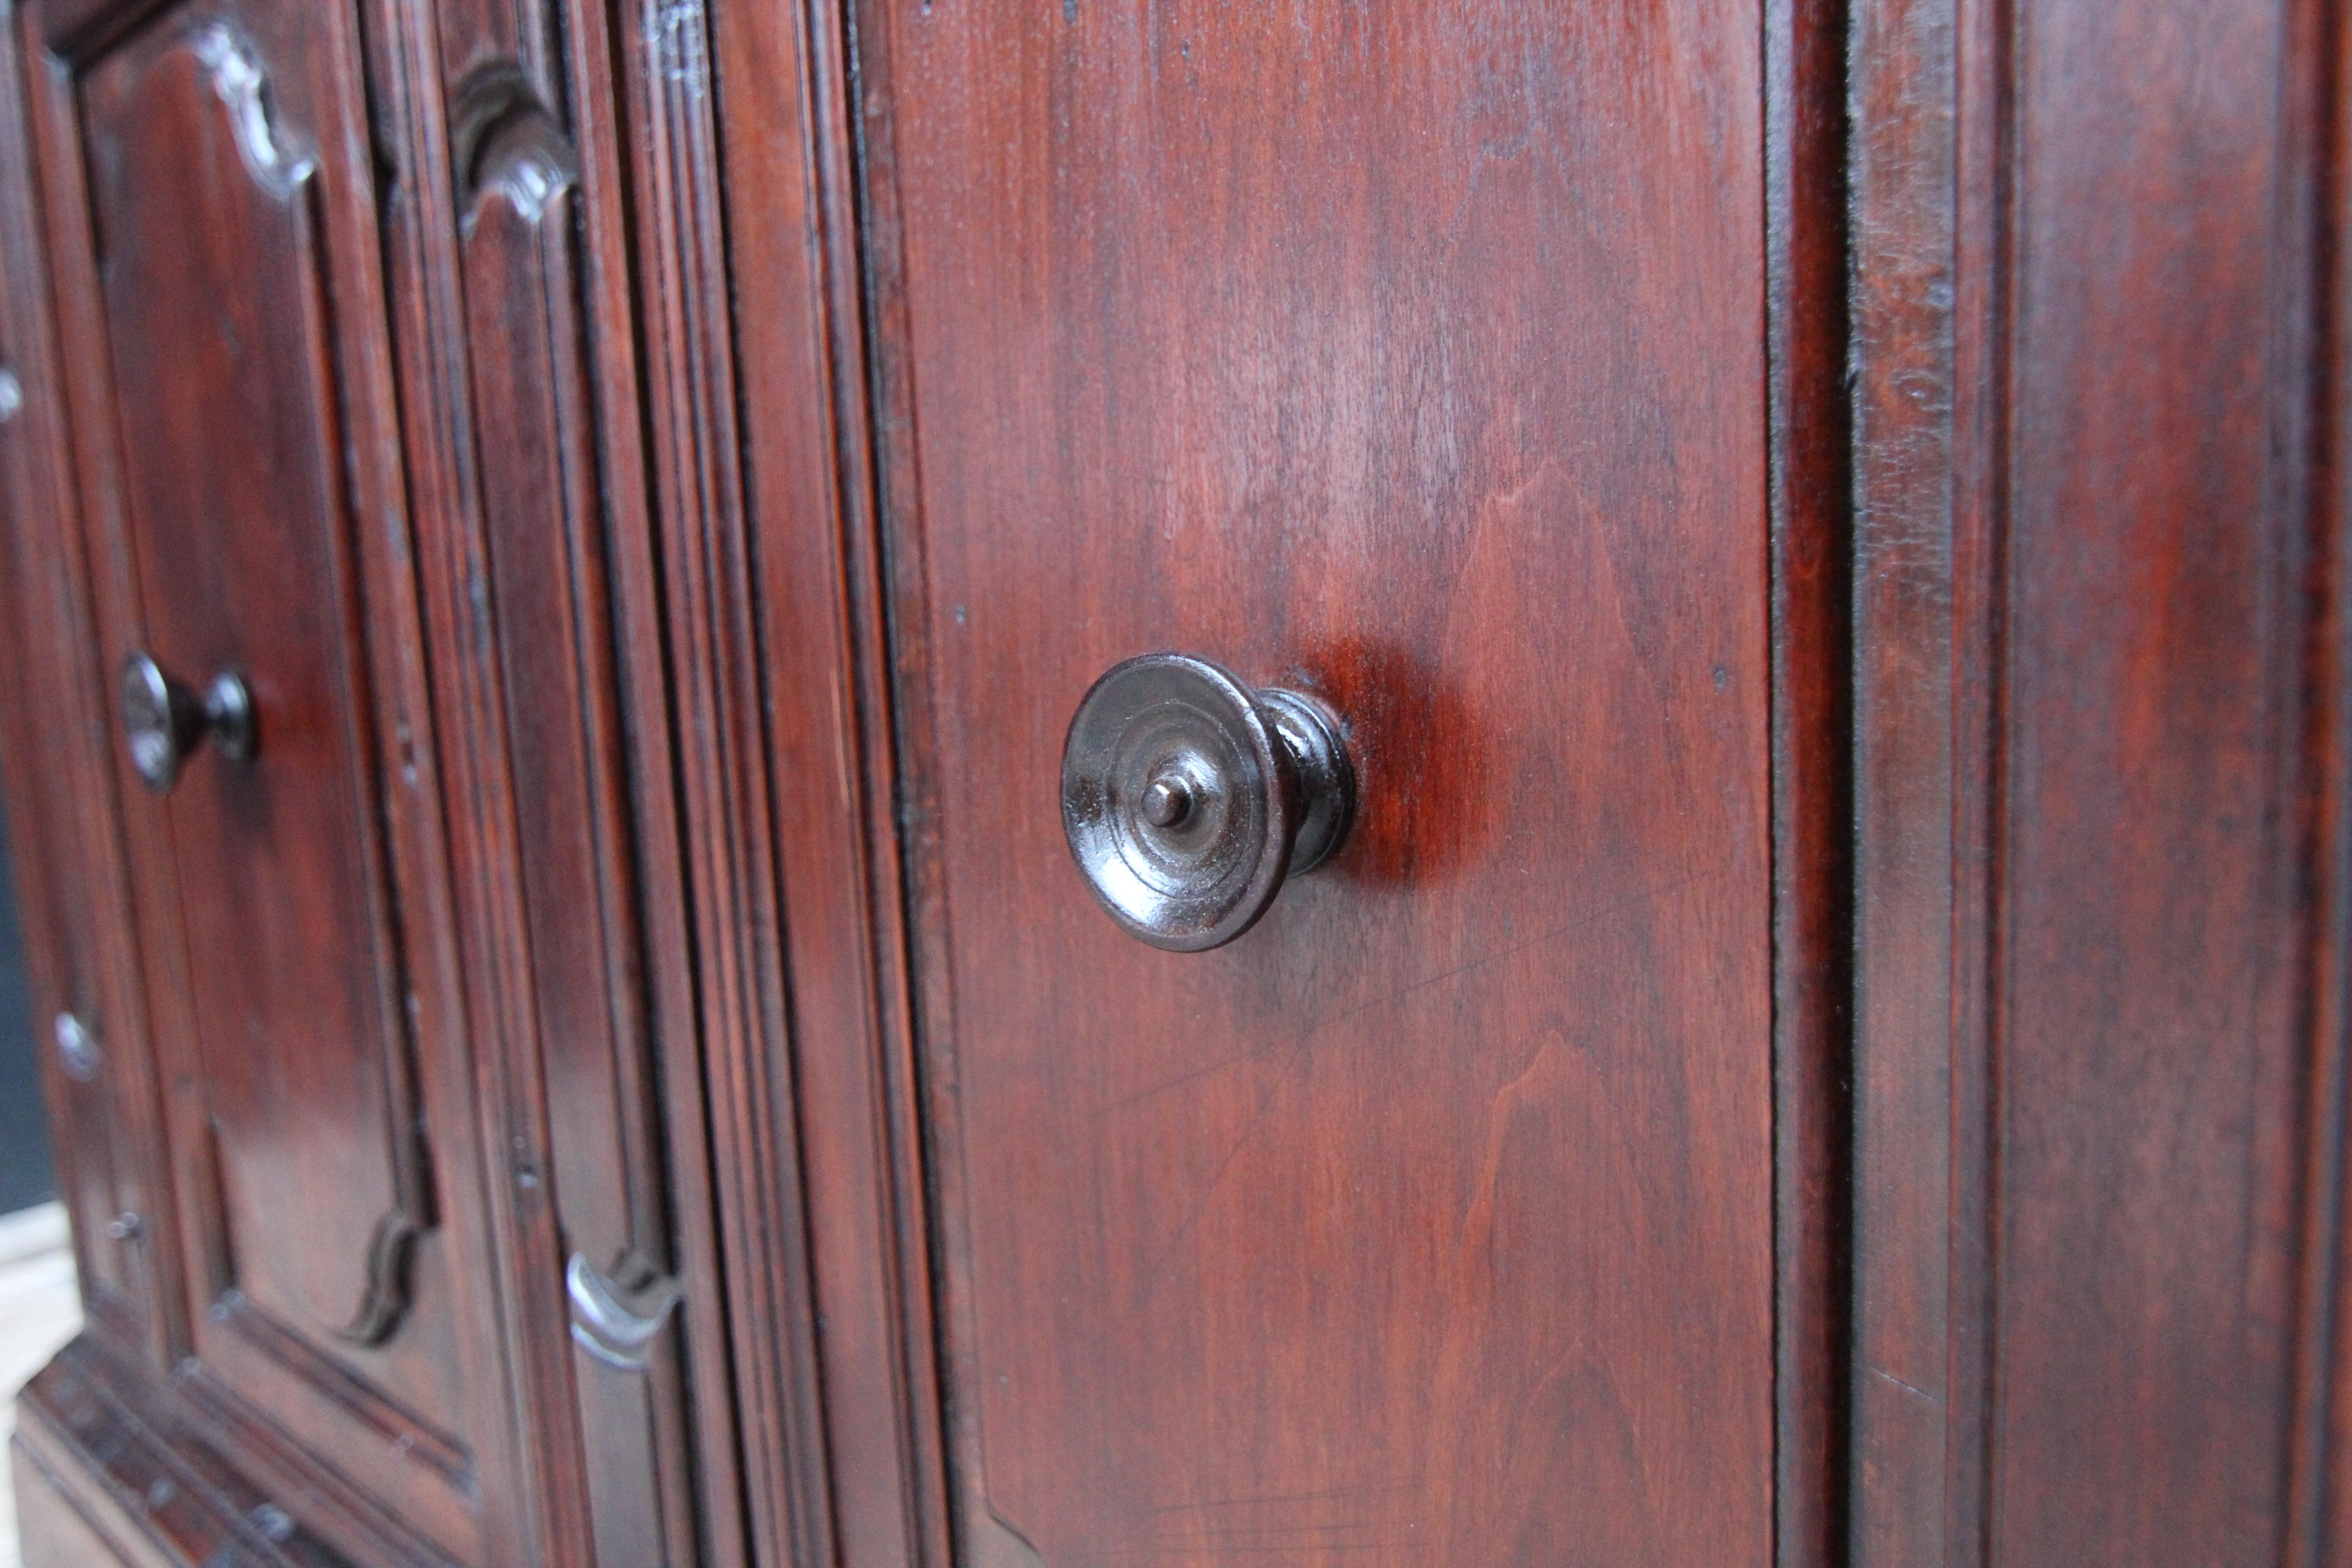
1868;1363;1945;1408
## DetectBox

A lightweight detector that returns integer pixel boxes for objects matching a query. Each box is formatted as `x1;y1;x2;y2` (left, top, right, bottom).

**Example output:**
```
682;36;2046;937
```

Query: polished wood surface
14;1337;350;1568
437;0;723;1553
690;0;945;1560
1;0;736;1561
855;6;1774;1564
1848;0;2352;1564
367;0;742;1550
6;1;2351;1566
26;2;493;1556
1992;4;2324;1556
0;0;174;1380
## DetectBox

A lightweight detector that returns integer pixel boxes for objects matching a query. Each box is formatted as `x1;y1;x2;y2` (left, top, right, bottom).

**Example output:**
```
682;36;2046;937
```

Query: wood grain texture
602;2;857;1567
1765;0;1853;1562
13;1336;353;1568
352;0;761;1553
324;0;573;1554
435;0;729;1553
16;3;507;1558
707;0;955;1563
0;0;764;1557
353;0;766;1551
3;0;764;1555
1991;1;2328;1559
1849;0;2352;1563
857;5;1774;1565
1847;0;1966;1555
49;2;2352;1564
80;11;439;1372
0;0;178;1375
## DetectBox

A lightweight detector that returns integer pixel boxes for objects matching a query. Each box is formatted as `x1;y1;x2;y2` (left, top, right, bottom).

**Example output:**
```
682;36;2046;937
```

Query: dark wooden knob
1060;652;1354;952
120;651;255;794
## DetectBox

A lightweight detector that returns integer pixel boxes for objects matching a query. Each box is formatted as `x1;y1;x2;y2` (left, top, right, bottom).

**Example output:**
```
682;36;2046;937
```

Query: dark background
0;745;58;1215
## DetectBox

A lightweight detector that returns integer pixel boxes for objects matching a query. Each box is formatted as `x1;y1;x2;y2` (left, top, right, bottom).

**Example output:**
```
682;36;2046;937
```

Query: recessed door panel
83;14;427;1359
871;5;1772;1565
30;0;486;1555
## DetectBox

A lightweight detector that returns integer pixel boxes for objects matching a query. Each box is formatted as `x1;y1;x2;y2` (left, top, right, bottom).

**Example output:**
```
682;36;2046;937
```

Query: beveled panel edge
15;1333;440;1568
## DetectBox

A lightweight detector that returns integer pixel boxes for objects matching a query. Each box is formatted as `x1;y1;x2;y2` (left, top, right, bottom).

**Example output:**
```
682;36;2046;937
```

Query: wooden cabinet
57;14;495;1557
0;0;724;1564
861;9;1775;1563
0;1;2345;1566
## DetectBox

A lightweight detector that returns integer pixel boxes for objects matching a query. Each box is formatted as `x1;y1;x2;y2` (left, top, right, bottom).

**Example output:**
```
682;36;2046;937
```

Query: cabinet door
861;5;1773;1565
19;1;503;1558
0;2;171;1369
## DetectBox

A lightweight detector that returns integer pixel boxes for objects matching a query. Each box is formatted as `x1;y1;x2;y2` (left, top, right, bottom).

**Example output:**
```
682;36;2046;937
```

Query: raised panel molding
20;0;2343;1563
701;0;956;1562
186;23;310;196
1848;0;2352;1563
0;0;179;1377
443;39;717;1566
13;0;513;1558
70;0;465;1470
101;20;441;1367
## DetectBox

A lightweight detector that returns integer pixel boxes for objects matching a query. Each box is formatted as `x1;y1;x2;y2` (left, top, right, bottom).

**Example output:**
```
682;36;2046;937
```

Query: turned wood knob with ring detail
1061;652;1355;952
120;650;255;794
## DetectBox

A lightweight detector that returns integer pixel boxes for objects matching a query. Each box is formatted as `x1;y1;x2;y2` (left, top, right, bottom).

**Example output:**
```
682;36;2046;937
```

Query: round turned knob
1061;652;1354;952
120;652;255;794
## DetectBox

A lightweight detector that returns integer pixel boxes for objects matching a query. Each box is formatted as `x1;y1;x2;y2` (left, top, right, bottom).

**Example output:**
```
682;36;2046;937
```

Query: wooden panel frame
11;1;513;1558
1847;0;2352;1563
696;4;1857;1567
0;0;1865;1560
0;0;181;1379
345;0;755;1557
0;0;755;1559
15;1337;351;1568
671;0;954;1563
1847;0;1978;1552
370;0;751;1556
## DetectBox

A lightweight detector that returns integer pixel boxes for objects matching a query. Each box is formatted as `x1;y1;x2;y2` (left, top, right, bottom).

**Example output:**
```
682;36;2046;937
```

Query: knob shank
120;651;255;794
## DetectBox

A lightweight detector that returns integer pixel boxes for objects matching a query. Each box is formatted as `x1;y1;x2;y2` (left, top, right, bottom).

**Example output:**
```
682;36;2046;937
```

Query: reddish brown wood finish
20;3;501;1557
0;0;177;1378
1847;0;1969;1554
705;0;952;1563
850;6;1776;1566
0;0;746;1558
14;1338;351;1568
1767;0;1854;1562
2317;24;2352;1567
1991;5;2329;1553
24;0;2352;1564
357;0;747;1553
1848;1;2352;1565
423;0;740;1553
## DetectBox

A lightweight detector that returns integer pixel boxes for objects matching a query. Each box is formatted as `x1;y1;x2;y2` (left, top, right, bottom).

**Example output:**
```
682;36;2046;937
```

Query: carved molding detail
335;1209;419;1347
450;68;579;235
565;1250;683;1372
464;112;578;232
187;24;313;198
